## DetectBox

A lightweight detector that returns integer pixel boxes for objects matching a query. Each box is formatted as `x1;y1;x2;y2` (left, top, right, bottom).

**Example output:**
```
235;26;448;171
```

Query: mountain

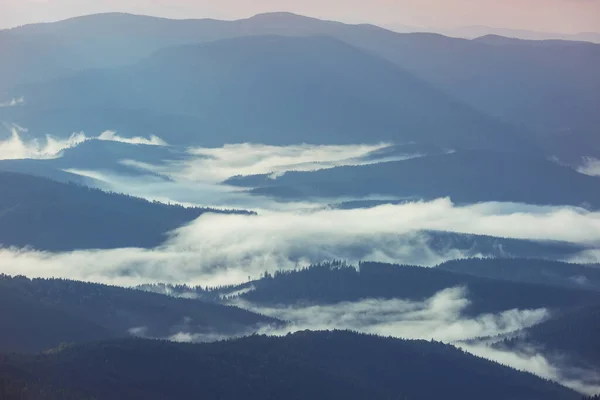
0;139;187;181
54;139;185;172
0;159;95;184
3;35;523;150
210;262;600;316
226;151;600;208
0;12;413;90
0;172;251;251
0;281;116;354
0;331;579;400
338;230;586;260
0;29;81;93
438;258;600;291
441;25;600;43
0;373;91;400
0;275;276;353
2;12;598;159
354;33;600;160
499;305;600;370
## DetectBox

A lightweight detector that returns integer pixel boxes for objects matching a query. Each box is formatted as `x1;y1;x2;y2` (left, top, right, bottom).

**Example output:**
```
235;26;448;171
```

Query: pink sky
1;0;599;33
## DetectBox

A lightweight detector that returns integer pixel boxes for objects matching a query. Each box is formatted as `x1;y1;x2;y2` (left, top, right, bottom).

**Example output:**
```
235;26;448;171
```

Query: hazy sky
1;0;599;33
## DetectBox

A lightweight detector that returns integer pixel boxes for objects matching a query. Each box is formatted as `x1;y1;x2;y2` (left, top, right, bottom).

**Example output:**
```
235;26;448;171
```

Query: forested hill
0;275;277;353
0;331;579;400
438;258;600;291
212;262;600;315
0;172;252;250
0;281;117;354
499;304;600;370
226;151;600;208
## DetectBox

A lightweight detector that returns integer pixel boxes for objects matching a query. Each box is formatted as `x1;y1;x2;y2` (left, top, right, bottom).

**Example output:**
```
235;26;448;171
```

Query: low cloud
567;249;600;264
0;125;167;160
0;131;401;181
158;288;546;345
0;229;471;289
128;326;149;337
578;157;600;177
461;343;600;396
1;199;599;288
158;286;598;395
97;130;168;146
2;130;600;394
137;283;201;299
0;97;25;107
121;142;398;185
0;199;600;286
236;287;548;343
1;130;428;210
62;167;309;211
0;125;86;160
160;286;600;394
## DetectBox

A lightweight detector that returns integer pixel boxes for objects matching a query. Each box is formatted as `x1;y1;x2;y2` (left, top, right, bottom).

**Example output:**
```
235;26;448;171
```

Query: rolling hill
0;282;116;354
4;35;523;150
438;258;600;291
0;138;186;181
209;262;600;316
0;172;251;250
499;304;600;370
226;151;600;208
0;274;277;353
2;12;598;159
0;331;579;400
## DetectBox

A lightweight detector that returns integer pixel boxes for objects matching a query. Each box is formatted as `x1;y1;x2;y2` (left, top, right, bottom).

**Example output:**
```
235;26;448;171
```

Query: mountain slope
500;305;600;370
4;35;523;150
366;33;600;143
0;172;250;250
2;12;598;159
0;331;579;400
226;151;600;208
211;262;600;315
0;139;187;181
0;275;276;353
438;258;600;291
0;12;405;90
0;282;117;354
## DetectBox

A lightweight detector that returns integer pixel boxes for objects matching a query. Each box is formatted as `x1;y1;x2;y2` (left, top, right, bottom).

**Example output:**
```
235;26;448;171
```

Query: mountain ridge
6;35;525;150
0;331;580;400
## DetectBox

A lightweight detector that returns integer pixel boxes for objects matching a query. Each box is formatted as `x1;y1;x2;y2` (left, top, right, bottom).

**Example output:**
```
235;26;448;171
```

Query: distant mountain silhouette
441;25;600;43
226;151;600;208
0;331;579;400
4;35;523;150
0;172;251;250
0;12;406;90
2;12;598;159
0;274;276;353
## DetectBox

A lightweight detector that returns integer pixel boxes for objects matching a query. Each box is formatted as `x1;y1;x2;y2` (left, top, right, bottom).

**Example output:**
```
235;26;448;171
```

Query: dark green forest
0;172;252;250
215;261;600;315
438;258;600;291
498;304;600;369
0;331;580;400
0;275;276;353
226;151;600;208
